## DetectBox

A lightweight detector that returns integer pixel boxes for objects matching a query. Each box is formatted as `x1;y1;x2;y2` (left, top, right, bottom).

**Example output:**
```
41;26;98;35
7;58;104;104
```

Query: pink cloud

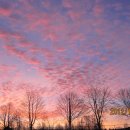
0;64;16;72
4;44;25;58
0;31;6;38
93;5;104;16
41;48;53;59
68;32;85;42
0;7;11;16
68;11;82;21
43;31;58;42
0;64;17;80
0;29;24;44
62;0;73;8
25;12;51;31
19;42;34;48
18;43;54;60
4;44;41;66
25;57;41;65
13;5;85;43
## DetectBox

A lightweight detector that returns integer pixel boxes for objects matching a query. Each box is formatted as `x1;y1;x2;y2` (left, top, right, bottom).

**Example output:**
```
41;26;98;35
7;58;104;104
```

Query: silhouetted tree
22;89;44;130
0;103;14;129
86;87;111;130
12;110;22;130
37;112;49;130
80;115;96;130
0;105;7;129
118;88;130;109
57;92;86;130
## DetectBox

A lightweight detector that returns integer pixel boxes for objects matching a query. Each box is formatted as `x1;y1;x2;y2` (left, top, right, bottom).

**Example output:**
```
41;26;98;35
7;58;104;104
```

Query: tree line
0;85;129;130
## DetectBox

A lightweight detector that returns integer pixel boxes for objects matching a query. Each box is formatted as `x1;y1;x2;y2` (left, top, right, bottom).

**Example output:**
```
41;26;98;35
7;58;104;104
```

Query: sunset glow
0;0;130;129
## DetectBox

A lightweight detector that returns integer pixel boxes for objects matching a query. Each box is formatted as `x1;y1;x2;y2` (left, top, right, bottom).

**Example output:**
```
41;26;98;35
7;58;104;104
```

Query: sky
0;0;130;127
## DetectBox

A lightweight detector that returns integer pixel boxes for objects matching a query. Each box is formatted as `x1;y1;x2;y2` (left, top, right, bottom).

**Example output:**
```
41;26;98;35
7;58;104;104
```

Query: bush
4;126;13;130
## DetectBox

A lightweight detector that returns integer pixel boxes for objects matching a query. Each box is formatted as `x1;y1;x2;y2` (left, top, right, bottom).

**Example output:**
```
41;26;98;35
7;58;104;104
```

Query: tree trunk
3;120;6;129
69;119;71;130
97;122;102;130
68;98;72;130
30;124;33;130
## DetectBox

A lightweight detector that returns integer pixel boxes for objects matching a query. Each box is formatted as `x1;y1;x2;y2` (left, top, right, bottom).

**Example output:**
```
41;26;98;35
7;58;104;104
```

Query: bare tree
22;89;44;130
0;103;14;129
118;88;130;109
37;111;49;129
80;115;97;130
57;92;86;130
86;87;111;130
12;110;22;130
0;105;7;129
